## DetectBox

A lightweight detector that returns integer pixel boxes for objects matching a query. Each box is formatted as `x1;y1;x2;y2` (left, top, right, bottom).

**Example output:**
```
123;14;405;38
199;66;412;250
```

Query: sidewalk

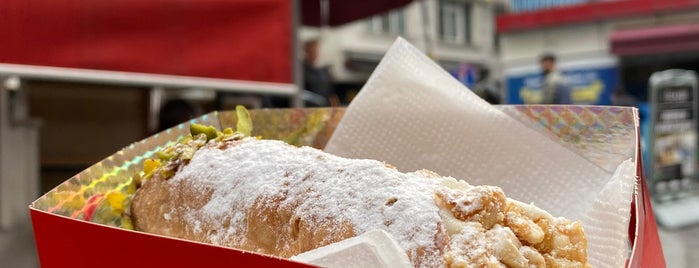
659;224;699;268
0;220;37;268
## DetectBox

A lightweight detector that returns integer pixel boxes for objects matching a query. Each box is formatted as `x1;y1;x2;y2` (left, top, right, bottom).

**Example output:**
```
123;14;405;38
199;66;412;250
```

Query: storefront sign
449;63;479;89
649;70;698;185
506;65;617;105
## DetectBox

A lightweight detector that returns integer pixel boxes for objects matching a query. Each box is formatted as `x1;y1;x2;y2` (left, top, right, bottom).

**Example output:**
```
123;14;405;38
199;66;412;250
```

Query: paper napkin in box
325;38;636;268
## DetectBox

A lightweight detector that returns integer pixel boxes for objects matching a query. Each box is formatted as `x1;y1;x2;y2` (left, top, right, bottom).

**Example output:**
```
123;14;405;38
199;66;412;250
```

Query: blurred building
498;0;699;105
301;0;505;103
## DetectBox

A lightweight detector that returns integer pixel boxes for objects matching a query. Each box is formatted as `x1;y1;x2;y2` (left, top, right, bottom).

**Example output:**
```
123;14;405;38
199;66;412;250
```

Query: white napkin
291;230;412;268
324;38;635;268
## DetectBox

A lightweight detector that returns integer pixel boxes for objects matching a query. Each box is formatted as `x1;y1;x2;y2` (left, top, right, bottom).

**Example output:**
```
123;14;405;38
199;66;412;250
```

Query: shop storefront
498;0;699;235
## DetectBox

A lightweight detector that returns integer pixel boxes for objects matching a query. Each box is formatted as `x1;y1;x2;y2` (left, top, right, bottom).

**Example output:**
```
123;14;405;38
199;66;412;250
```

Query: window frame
439;0;471;45
367;9;405;35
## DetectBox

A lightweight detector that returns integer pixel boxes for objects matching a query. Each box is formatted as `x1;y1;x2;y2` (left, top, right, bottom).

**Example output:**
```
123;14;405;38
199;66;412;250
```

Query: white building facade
302;0;503;100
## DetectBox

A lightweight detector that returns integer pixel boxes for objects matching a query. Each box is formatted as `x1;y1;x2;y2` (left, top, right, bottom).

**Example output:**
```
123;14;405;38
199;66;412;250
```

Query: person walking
539;53;570;104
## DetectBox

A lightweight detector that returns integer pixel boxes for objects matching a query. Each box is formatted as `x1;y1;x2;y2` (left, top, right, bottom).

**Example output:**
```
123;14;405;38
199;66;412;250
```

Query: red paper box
30;107;665;267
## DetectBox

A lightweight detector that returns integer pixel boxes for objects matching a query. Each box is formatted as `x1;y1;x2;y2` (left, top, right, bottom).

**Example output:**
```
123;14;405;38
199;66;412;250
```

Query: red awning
610;24;699;56
301;0;412;26
497;0;699;34
0;0;293;83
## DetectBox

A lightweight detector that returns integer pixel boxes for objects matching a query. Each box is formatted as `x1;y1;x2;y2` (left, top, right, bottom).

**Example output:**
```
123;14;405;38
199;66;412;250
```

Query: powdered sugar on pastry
131;138;590;267
170;138;445;266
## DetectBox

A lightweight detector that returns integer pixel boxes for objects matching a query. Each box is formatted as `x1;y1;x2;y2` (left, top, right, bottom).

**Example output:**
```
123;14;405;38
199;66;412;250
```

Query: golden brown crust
132;172;357;258
131;171;214;242
131;139;590;267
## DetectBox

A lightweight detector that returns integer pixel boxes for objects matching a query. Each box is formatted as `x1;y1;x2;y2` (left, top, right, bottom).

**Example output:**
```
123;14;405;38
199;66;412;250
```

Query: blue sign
506;66;617;105
449;63;479;89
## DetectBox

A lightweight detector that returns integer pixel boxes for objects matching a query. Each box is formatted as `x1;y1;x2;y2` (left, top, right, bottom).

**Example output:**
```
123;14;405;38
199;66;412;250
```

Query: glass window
439;0;471;44
367;9;405;35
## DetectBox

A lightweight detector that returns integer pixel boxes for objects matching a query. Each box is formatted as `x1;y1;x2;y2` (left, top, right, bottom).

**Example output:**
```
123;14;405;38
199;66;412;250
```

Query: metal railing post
291;0;305;108
0;75;41;229
148;86;165;133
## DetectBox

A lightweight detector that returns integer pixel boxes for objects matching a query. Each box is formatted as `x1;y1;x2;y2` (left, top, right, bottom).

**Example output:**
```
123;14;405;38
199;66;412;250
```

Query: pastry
130;125;590;268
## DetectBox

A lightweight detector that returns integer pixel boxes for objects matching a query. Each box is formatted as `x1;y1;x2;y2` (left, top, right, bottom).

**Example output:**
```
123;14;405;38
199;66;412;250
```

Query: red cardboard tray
30;107;664;267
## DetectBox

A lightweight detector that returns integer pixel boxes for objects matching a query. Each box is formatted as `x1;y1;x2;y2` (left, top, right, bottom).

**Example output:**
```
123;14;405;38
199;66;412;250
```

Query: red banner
0;0;292;83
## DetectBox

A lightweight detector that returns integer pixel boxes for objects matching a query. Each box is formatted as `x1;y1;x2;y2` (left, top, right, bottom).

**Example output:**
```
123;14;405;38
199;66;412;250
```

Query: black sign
658;107;694;122
655;86;695;134
657;86;693;103
650;71;697;185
